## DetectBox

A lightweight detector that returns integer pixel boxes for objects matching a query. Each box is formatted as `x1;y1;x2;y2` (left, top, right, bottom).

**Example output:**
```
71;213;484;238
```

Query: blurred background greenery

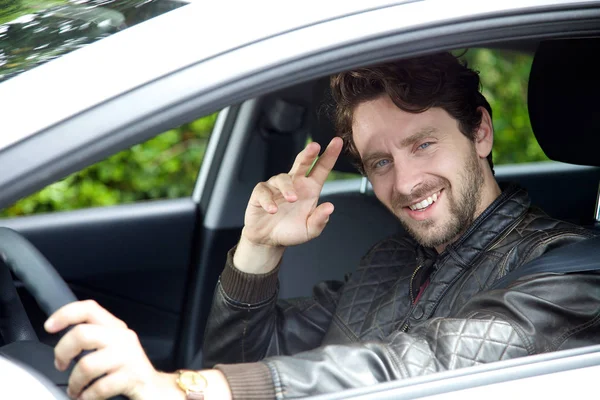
462;49;546;165
0;2;548;217
1;114;218;216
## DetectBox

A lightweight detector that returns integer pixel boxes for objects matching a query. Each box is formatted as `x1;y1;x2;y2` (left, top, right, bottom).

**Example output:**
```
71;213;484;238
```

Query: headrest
311;78;361;174
528;38;600;166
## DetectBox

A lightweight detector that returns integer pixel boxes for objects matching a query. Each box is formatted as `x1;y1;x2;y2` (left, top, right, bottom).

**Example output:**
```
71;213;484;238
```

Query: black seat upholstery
528;38;600;228
528;38;600;167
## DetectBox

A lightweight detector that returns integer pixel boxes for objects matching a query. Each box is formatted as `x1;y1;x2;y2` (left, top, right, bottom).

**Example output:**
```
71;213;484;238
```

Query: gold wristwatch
176;369;208;400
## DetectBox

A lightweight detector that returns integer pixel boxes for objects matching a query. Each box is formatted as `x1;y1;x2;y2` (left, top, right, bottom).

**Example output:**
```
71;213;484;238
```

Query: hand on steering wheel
0;228;185;399
45;301;171;400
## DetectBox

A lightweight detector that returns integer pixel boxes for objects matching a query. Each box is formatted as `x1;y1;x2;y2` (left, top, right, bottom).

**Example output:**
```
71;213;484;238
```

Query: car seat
527;38;600;229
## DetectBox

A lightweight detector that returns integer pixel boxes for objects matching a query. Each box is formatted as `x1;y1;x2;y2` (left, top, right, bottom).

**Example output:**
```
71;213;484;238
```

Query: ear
474;106;494;159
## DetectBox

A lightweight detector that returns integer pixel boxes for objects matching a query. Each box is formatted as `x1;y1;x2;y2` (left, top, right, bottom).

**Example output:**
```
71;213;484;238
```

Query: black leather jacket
204;185;599;399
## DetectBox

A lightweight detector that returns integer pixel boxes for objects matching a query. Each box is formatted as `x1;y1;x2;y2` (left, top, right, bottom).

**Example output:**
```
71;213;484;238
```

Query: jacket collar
420;183;531;269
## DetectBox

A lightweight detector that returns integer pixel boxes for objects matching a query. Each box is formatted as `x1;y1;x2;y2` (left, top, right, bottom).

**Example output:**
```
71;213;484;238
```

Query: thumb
306;202;334;240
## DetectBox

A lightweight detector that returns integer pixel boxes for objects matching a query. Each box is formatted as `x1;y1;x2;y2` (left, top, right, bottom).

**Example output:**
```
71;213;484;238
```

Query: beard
391;147;484;249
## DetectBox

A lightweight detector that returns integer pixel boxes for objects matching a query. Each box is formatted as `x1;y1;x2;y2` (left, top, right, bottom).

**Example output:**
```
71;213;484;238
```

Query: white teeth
408;191;440;211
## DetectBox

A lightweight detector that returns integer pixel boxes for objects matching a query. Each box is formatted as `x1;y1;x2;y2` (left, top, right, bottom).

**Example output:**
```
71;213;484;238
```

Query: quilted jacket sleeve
202;247;342;368
215;271;600;399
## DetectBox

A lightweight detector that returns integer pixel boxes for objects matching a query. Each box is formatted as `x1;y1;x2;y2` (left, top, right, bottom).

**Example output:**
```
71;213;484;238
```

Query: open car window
0;111;218;217
0;2;598;398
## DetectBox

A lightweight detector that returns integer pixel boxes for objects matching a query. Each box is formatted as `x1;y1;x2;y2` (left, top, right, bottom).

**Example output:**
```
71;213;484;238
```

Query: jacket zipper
400;187;521;333
399;303;417;332
409;263;423;304
400;319;411;332
399;263;423;332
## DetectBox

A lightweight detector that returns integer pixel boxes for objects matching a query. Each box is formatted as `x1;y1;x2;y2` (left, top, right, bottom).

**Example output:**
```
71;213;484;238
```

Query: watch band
186;391;204;400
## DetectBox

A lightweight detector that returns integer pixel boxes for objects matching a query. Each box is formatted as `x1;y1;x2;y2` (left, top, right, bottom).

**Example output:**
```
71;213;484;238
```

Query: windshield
0;0;187;83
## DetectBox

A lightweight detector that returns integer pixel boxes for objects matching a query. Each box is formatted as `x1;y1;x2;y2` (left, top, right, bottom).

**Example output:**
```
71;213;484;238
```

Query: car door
0;109;232;372
0;0;426;372
307;344;600;399
1;0;600;397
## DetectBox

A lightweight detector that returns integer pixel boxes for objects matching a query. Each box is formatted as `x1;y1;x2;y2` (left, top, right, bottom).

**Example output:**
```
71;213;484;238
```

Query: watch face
179;371;208;392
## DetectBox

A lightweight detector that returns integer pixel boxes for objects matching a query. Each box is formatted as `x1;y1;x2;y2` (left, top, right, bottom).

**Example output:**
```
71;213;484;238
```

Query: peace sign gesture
233;137;343;274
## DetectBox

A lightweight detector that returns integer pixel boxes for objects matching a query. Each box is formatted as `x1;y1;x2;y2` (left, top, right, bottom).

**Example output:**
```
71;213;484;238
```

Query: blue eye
418;142;431;150
375;159;390;168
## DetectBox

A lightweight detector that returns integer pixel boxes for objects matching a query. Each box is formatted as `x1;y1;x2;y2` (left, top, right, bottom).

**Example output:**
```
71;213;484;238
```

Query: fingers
77;368;131;400
306;202;335;239
45;299;155;400
67;348;121;398
249;182;279;213
246;138;342;220
58;326;150;399
249;174;297;214
289;141;321;176
54;324;120;371
268;174;297;202
307;137;343;185
45;300;127;334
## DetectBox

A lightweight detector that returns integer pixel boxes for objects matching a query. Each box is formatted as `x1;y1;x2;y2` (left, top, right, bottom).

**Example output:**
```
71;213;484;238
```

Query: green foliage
1;113;217;217
1;48;547;217
0;0;67;25
0;0;27;25
0;0;21;18
462;49;548;165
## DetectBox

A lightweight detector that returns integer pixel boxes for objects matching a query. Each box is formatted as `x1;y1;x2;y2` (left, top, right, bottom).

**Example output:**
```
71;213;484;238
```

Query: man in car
45;52;599;400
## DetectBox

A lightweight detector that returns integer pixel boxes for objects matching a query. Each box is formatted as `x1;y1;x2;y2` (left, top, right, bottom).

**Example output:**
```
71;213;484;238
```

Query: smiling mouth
407;190;442;211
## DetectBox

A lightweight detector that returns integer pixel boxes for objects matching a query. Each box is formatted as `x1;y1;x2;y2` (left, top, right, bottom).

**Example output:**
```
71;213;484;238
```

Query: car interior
277;41;600;300
0;35;599;395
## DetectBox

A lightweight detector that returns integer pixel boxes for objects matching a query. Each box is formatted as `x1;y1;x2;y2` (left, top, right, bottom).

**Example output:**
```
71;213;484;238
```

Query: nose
393;158;423;196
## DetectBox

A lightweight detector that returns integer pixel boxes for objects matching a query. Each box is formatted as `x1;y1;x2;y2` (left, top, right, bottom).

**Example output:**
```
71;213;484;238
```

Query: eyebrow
399;127;438;148
361;127;439;169
362;151;391;170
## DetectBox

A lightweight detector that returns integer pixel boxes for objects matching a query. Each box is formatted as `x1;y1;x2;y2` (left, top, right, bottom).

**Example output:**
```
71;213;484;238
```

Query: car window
2;48;542;216
0;112;218;217
324;48;546;182
0;0;187;83
462;48;547;165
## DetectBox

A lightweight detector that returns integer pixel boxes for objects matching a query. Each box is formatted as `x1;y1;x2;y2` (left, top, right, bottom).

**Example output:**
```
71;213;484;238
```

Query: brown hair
330;52;493;175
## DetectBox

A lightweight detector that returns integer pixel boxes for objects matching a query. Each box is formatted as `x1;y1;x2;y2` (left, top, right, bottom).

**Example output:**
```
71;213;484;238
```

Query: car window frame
0;1;599;396
0;0;596;217
0;0;415;152
308;344;600;399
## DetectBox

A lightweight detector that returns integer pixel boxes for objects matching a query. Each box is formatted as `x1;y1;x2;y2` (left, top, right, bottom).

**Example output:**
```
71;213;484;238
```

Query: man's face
352;95;491;250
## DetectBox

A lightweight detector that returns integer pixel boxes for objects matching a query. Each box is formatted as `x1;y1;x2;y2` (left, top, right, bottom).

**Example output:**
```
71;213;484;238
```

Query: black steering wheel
0;227;125;399
0;227;77;340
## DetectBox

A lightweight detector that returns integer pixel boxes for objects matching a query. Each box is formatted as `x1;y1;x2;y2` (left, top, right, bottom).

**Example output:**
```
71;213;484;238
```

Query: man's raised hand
233;137;343;273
